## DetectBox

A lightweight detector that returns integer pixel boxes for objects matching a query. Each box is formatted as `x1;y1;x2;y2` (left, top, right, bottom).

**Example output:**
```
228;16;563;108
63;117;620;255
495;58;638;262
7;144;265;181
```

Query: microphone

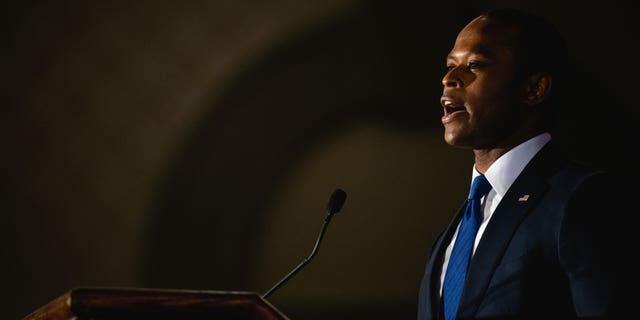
262;188;347;299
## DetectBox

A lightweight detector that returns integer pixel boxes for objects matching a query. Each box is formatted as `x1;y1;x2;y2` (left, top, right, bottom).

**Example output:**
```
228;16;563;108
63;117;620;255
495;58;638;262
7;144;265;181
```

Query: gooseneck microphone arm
262;188;347;299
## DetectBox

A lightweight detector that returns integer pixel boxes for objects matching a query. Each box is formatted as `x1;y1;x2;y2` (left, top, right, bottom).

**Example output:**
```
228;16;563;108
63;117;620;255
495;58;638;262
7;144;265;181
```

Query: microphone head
326;188;347;215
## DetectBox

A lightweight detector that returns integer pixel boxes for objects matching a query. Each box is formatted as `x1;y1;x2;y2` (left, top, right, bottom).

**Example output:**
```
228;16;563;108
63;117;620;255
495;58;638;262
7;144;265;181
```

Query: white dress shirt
439;132;551;296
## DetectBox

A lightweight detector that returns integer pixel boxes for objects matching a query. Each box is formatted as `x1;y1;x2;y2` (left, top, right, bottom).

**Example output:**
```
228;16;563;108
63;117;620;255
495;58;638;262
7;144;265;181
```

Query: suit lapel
455;144;560;318
422;199;468;319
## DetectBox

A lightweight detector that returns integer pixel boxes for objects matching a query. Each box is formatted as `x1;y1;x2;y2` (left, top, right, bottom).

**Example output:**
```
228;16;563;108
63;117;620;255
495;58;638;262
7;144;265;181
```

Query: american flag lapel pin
518;194;530;202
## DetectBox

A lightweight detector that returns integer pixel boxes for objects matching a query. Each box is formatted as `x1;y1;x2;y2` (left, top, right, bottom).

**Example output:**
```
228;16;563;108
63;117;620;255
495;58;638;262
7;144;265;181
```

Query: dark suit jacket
417;143;635;319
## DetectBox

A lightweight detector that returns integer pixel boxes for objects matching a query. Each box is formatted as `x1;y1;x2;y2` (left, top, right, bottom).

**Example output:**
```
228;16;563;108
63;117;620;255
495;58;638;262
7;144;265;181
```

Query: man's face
440;17;527;150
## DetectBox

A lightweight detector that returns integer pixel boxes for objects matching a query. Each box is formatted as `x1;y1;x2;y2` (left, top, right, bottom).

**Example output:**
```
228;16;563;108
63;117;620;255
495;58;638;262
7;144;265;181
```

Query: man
418;8;632;320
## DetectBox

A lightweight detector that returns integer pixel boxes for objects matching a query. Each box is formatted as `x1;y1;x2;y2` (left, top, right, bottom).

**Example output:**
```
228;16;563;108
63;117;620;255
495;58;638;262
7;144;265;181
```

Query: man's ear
523;72;552;106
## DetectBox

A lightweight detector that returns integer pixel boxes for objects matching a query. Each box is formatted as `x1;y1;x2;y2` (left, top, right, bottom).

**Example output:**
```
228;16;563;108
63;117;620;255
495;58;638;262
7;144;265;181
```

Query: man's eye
446;65;455;71
468;62;484;69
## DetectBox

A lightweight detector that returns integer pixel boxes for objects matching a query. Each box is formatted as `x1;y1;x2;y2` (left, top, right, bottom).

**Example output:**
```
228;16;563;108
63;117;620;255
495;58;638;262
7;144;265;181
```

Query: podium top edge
69;286;261;297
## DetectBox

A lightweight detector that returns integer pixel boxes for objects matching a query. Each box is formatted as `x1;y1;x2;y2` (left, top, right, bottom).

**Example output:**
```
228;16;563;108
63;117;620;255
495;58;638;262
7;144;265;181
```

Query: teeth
444;100;453;106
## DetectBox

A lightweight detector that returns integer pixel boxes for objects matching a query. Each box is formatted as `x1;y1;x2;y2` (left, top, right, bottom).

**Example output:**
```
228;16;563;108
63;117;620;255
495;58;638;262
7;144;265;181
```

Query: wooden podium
22;287;290;320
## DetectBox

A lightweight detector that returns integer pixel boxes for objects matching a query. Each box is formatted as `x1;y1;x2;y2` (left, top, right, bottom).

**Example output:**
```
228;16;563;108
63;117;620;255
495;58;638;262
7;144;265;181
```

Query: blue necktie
443;174;492;320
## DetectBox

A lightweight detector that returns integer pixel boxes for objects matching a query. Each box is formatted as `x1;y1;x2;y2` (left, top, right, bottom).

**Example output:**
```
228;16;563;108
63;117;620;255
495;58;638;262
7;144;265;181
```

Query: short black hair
480;8;569;105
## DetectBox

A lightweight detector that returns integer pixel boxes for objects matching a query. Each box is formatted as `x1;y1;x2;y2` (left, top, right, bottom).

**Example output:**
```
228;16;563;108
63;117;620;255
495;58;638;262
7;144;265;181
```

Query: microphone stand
262;212;336;299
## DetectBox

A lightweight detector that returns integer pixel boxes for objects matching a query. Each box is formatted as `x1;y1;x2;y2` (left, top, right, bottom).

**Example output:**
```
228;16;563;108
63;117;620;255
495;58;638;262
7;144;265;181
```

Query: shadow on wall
553;63;640;172
145;0;442;289
2;1;639;319
140;1;477;319
140;1;640;320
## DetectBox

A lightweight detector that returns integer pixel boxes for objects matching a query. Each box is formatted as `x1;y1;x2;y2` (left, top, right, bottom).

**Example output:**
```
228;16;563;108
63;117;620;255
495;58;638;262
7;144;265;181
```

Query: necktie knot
469;175;492;201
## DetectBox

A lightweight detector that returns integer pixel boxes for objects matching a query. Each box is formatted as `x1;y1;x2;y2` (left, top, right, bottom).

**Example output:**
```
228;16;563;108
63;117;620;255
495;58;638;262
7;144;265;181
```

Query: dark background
2;1;637;319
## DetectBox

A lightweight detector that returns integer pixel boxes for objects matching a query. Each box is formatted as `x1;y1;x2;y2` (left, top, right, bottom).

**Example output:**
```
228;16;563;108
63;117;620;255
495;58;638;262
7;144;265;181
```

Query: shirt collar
471;132;551;197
